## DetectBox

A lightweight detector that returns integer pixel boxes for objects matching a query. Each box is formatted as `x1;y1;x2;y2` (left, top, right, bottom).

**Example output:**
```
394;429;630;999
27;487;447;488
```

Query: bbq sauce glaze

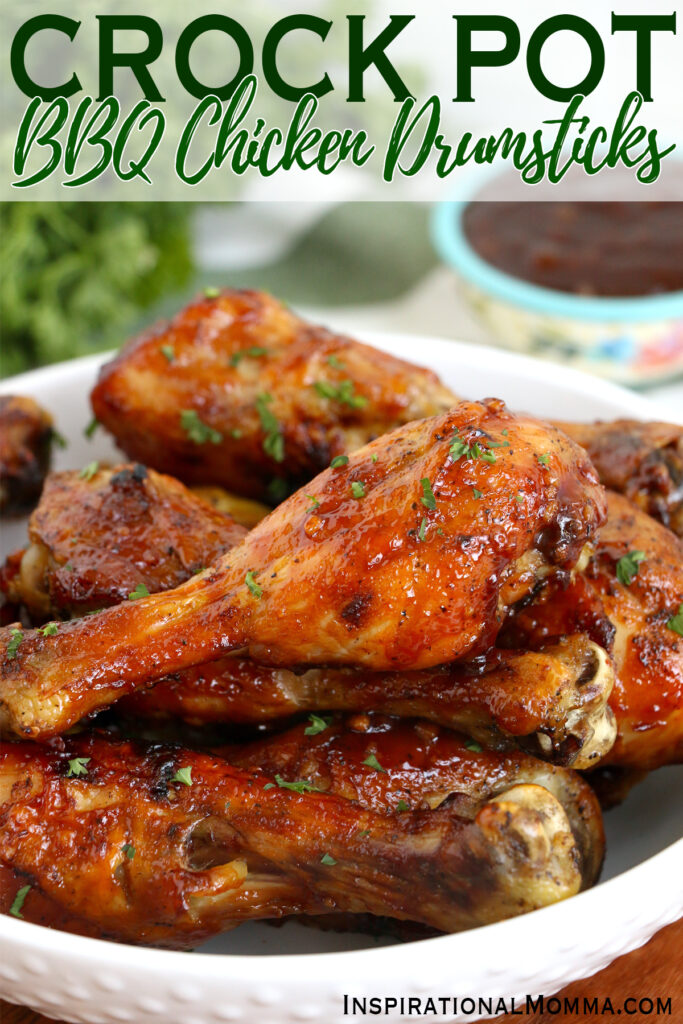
462;202;683;298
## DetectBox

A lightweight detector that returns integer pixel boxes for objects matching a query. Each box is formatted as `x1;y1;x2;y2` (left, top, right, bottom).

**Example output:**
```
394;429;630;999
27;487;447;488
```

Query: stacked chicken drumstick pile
1;289;681;948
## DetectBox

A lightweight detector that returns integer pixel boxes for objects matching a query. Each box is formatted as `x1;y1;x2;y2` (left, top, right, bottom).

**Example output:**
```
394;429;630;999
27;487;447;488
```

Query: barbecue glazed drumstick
2;464;246;620
90;288;458;502
554;419;683;537
505;492;683;771
0;729;602;945
123;636;615;769
0;400;606;739
0;395;55;516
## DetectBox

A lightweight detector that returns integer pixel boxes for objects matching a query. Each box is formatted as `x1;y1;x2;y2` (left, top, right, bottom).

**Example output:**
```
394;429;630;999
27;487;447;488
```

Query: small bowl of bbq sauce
432;196;683;385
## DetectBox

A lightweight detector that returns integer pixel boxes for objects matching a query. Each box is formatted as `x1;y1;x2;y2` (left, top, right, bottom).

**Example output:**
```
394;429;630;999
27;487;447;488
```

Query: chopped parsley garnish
313;379;368;409
171;766;193;786
160;345;175;362
263;774;322;794
357;829;371;838
79;460;99;481
666;604;683;636
84;418;99;439
320;853;337;866
245;570;262;598
64;562;74;572
515;493;524;504
268;478;289;503
371;453;378;463
537;453;550;467
128;583;149;601
327;354;344;368
66;757;90;777
38;622;59;637
304;713;331;736
396;799;409;812
330;455;349;468
351;481;366;499
203;286;220;298
51;428;67;449
615;550;646;586
420;478;437;511
465;739;483;753
449;429;501;464
9;885;30;919
229;346;269;367
472;487;483;500
6;628;24;660
122;843;136;860
417;516;427;542
255;393;284;462
502;429;509;436
362;753;387;773
180;410;223;446
304;493;320;512
230;428;242;439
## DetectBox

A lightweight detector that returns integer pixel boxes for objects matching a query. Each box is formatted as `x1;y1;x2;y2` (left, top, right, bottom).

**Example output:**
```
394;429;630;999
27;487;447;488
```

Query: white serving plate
0;334;681;1024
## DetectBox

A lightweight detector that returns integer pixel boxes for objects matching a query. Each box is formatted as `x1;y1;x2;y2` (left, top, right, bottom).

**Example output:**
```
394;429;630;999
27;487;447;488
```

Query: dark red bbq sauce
462;202;683;298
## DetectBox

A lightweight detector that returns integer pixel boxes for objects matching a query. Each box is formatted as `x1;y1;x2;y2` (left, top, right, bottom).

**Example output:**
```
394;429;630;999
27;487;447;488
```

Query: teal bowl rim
431;199;683;324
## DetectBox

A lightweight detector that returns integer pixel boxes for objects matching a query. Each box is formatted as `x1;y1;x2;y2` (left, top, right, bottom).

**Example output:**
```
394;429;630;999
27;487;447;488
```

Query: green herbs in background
0;203;193;377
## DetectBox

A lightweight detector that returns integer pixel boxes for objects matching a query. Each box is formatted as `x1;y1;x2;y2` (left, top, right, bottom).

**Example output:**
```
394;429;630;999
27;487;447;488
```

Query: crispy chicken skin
0;728;601;944
2;464;246;620
506;492;683;770
0;395;54;516
0;400;606;739
555;419;683;537
90;289;458;502
123;636;615;769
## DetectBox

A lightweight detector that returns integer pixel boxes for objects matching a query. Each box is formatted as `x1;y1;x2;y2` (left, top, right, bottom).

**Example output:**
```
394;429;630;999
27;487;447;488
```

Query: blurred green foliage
0;203;193;376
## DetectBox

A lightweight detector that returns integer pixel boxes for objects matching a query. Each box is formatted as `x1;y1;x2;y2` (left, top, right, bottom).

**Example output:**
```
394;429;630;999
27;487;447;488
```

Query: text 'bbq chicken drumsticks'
90;288;458;503
0;400;606;739
0;725;603;946
1;463;246;620
504;491;683;772
123;637;615;769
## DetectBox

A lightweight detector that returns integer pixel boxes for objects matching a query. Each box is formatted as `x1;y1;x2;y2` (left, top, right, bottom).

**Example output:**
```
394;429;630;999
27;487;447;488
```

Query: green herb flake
230;428;242;439
245;570;262;599
362;753;387;773
537;453;551;467
203;286;220;298
263;774;322;794
38;622;59;637
128;583;149;601
320;853;337;866
255;393;284;463
171;766;193;786
330;455;349;469
327;355;344;368
160;345;175;362
417;517;427;542
267;478;289;503
313;379;368;409
465;739;483;753
472;487;483;500
66;757;90;777
371;453;378;463
229;346;269;367
616;550;647;587
79;460;99;481
6;628;24;660
666;604;683;636
515;493;524;504
122;843;136;860
304;713;331;736
84;418;99;440
51;428;68;449
502;429;509;436
420;478;437;511
351;481;366;499
64;562;74;572
304;493;320;512
357;829;371;838
396;799;409;812
180;409;223;446
9;884;31;919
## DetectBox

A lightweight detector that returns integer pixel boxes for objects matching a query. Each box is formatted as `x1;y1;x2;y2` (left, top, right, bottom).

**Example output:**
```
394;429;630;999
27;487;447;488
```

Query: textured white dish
0;334;681;1024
